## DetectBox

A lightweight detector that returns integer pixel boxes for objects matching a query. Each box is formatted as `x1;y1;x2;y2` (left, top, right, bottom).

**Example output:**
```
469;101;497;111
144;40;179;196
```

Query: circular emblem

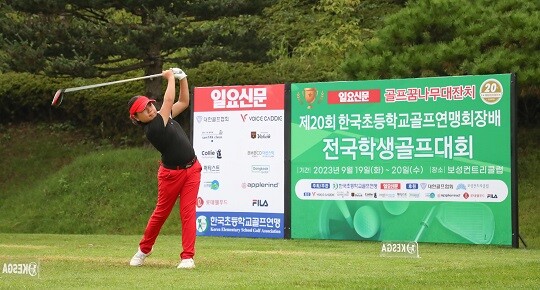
211;180;220;190
196;216;208;233
406;243;417;255
28;262;38;277
480;79;503;105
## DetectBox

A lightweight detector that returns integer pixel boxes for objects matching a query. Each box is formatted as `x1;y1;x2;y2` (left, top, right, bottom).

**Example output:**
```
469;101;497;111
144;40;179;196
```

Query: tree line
1;0;538;127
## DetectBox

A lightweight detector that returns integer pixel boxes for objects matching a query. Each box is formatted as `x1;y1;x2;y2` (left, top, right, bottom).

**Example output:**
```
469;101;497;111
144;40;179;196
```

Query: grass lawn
1;233;539;289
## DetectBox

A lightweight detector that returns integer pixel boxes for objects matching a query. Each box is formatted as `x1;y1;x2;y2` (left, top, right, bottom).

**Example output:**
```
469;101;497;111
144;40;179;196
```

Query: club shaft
414;206;436;242
63;73;163;93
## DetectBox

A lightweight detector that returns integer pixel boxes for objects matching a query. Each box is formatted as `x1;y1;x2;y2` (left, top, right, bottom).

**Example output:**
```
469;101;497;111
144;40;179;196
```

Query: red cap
129;96;156;118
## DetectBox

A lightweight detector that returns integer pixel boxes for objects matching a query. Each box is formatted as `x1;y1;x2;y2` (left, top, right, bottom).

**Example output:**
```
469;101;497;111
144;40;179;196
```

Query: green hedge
0;59;335;144
2;57;538;145
0;72;145;144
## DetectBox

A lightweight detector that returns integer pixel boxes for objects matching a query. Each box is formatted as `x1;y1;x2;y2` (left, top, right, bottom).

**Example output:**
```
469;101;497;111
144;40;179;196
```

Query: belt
162;156;197;170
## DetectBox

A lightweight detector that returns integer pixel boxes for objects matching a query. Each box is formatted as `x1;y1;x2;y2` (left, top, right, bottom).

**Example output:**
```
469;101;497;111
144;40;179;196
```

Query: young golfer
128;68;201;269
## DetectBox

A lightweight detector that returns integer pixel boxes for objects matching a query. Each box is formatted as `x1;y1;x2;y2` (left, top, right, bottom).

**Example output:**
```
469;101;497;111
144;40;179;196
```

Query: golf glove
170;68;187;80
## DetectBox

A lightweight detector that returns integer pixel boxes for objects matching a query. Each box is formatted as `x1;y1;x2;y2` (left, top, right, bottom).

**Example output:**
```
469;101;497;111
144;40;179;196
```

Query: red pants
139;160;201;259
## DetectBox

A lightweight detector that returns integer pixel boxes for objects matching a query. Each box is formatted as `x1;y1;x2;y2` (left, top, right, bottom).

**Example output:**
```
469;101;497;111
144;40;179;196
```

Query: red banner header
327;89;381;104
194;84;285;112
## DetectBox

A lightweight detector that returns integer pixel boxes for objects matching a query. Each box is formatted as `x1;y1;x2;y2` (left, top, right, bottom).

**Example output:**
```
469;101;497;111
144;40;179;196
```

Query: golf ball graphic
353;205;380;238
383;201;410;216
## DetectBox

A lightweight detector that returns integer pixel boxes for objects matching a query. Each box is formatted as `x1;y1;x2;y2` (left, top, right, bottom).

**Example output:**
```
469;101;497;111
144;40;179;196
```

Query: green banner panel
290;74;514;245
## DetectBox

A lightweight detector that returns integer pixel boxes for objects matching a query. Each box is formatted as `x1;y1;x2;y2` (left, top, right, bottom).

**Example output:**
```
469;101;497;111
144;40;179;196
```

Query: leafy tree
0;0;274;97
258;0;403;80
342;0;540;125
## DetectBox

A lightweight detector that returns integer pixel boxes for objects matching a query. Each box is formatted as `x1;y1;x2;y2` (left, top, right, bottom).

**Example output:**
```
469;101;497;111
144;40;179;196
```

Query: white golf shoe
177;258;195;269
129;248;151;266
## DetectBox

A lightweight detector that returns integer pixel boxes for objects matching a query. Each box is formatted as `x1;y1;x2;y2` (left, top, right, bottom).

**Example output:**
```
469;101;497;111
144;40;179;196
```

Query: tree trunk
143;43;163;99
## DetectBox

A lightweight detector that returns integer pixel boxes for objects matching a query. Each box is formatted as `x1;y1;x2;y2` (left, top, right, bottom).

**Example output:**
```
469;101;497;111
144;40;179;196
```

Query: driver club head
51;89;64;106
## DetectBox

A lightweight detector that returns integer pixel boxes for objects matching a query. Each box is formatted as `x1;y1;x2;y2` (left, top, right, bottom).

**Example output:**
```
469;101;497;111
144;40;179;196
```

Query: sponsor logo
380;242;417;254
198;116;230;123
242;182;279;189
297;87;324;109
201;130;223;142
203;164;221;174
396;192;407;198
380;242;419;258
2;262;39;277
379;193;396;198
350;192;363;198
303;192;312;197
252;199;269;207
241;114;283;122
463;192;470;199
211;87;268;109
381;183;401;190
250;131;271;139
480;79;503;105
197;197;204;208
406;183;419;190
315;192;336;197
205;199;228;206
336;192;349;198
427;184;454;190
201;149;222;159
196;216;208;232
247;150;275;158
203;180;220;190
251;165;270;173
327;89;381;104
456;183;467;190
487;193;498;199
311;183;330;189
438;193;462;198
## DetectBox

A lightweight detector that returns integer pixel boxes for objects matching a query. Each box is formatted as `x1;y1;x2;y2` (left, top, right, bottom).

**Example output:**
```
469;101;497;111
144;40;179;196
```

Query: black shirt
144;114;195;167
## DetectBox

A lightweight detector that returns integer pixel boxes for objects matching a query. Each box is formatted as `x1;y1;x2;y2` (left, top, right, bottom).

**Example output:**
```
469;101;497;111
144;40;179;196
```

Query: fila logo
252;199;269;207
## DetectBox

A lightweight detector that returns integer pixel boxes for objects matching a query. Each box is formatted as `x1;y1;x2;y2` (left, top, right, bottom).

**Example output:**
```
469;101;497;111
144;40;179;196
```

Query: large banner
290;74;516;245
193;84;285;238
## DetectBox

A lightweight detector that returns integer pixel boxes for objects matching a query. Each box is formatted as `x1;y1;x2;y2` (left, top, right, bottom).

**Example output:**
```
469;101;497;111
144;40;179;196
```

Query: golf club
414;203;495;244
51;73;163;107
335;200;354;228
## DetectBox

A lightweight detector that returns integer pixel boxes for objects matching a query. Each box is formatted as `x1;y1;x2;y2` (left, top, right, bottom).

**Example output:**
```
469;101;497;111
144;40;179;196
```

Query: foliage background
0;0;537;248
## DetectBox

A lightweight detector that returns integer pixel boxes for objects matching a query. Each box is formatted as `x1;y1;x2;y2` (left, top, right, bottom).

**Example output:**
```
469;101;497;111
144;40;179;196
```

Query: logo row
310;182;490;191
200;130;275;142
203;164;270;174
202;180;280;191
302;191;500;200
196;114;283;123
197;197;270;208
199;149;277;159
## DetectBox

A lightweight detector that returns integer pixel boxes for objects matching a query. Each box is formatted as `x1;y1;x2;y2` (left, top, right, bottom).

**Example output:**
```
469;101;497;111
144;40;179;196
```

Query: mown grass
0;233;539;289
